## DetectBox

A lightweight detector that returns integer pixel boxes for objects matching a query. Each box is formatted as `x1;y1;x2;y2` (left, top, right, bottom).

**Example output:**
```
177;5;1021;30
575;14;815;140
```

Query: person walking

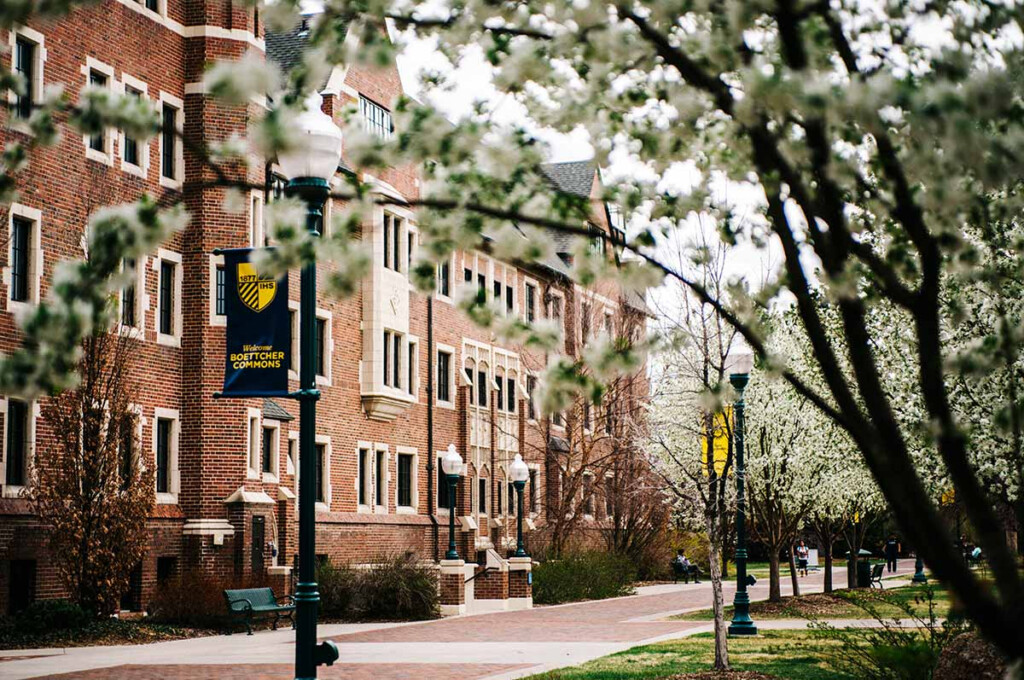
885;533;901;573
796;540;810;577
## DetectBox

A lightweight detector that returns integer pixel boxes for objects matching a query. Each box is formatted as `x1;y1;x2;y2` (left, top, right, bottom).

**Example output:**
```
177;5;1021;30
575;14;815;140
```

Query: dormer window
360;95;392;140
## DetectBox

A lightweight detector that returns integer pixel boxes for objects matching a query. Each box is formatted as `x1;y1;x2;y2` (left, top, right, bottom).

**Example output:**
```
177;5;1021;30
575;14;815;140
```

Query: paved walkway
0;562;918;680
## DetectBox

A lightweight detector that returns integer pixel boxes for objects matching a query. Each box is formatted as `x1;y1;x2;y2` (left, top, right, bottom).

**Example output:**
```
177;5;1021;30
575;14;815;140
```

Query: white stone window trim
4;203;43;314
261;419;281;484
315;434;332;512
373;443;390;514
315;308;333;386
435;343;456;410
118;73;151;177
208;253;226;327
405;223;419;290
582;471;596;519
286;430;298;477
395;445;418;514
80;57;116;165
523;276;540;323
122;403;146;479
355;441;373;513
111;0;267;51
153;406;180;504
528;463;542;517
6;25;47;135
524;371;539;424
435;252;455;304
406;334;420;402
116;254;147;340
157;91;184;190
288;300;300;380
249;190;265;247
246;407;262;479
0;397;39;498
435;451;450;516
153;248;182;347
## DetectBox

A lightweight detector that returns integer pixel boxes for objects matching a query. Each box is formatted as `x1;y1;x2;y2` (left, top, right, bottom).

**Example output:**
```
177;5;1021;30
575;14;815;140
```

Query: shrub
533;550;636;605
318;554;440;622
148;570;260;628
15;600;91;634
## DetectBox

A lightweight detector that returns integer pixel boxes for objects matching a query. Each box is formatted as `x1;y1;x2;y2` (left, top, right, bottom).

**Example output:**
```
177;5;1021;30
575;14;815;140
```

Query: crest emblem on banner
237;262;278;312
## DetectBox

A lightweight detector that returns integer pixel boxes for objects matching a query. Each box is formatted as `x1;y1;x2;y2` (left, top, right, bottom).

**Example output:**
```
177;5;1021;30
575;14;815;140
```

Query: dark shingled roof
549;436;571;453
263;399;295;422
266;14;349;77
540;160;597;198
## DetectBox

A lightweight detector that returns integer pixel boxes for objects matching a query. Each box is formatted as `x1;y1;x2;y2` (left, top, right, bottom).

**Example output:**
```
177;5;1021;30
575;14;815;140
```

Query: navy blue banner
222;249;291;397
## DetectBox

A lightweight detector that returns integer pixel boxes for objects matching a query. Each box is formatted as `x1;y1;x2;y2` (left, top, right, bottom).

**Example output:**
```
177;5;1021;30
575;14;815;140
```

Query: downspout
427;295;438;560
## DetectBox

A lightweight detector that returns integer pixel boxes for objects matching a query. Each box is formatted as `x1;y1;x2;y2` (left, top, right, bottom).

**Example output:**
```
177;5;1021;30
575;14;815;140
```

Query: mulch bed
747;592;853;618
0;621;219;650
664;673;780;680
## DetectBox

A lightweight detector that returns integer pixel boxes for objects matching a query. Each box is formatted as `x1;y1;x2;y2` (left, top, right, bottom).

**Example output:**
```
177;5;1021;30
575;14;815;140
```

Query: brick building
0;1;649;614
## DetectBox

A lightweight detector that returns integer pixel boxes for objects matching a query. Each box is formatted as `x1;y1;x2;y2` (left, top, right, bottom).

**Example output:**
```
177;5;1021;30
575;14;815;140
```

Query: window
261;426;275;474
87;69;108;153
247;412;260;475
155;418;172;494
375;449;385;507
525;283;536;322
464;364;474;405
120;258;137;327
550;294;563;329
507;377;516;413
478;478;487;514
159;98;182;187
437;461;450;510
464;267;472;284
10;216;31;304
117;414;136;489
315;317;327;378
605;478;615;516
4;399;29;487
528;469;537;513
583;401;592;431
13;37;35;120
145;0;159;10
583;475;594;515
605;404;615;434
407;230;417;272
397;453;413;508
553;410;564;428
249;192;265;247
492;279;501;302
437;350;452;403
382;213;401;272
215;265;226;316
526;376;537;420
505;285;514;315
476;367;488;408
358;447;370;506
495;374;504;413
287;437;296;475
508;481;517;516
8;560;36;614
359;95;392;139
604;312;614;338
589;227;606;256
156;556;177;585
497;481;503;516
477;273;486;296
158;259;175;336
408;340;417;397
383;330;402;389
315;443;327;503
437;259;451;297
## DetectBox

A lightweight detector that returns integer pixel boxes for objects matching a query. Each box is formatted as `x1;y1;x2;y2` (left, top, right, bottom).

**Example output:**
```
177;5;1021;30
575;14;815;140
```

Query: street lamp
727;353;757;637
441;444;464;560
913;556;928;583
278;92;343;680
509;454;530;558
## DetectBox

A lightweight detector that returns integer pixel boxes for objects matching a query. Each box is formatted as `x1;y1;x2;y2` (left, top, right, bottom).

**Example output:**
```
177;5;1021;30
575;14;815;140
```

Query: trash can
857;560;871;588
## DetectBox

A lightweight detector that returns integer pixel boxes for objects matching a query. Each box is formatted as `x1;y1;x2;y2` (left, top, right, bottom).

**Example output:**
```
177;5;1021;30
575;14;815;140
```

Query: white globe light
276;92;343;182
728;352;755;375
510;453;529;483
441;444;463;476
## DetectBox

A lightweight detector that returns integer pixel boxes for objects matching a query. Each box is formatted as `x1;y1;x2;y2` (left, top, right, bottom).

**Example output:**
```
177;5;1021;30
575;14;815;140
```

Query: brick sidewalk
37;663;530;679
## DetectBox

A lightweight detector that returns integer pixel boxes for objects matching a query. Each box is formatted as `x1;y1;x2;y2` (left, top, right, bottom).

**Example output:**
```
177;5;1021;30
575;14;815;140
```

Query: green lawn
673;583;950;621
526;630;848;680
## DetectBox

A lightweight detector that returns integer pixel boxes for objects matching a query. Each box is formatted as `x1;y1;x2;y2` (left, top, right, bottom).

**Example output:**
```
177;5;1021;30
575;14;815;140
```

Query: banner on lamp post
221;248;291;397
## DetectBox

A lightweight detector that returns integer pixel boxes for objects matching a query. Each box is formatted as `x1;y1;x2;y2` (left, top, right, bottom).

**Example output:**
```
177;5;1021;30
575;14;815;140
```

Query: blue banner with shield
221;248;291;397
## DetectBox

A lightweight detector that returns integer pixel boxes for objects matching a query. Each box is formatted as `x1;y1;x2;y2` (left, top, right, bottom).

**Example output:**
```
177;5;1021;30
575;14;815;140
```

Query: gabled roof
540;160;597;198
266;15;349;75
263;398;295;422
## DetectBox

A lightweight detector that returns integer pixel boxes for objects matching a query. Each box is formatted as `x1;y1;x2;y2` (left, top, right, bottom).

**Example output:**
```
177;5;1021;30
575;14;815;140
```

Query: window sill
262;473;279;484
117;324;144;340
435;399;456;410
160;176;183;191
7;298;38;316
85;147;114;166
247;470;260;481
356;504;372;514
315;501;330;513
315;375;331;387
156;333;181;348
1;485;27;499
121;161;147;178
396;506;416;515
156;492;178;505
435;293;454;305
210;314;226;328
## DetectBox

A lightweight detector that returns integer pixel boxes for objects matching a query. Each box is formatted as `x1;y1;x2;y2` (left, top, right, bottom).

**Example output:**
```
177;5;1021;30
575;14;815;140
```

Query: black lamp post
912;556;927;583
278;93;343;679
728;354;757;637
442;444;464;560
510;454;529;557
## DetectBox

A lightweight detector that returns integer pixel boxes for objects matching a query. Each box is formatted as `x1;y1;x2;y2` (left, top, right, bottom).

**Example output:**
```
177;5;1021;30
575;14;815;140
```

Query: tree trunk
721;549;729;579
707;515;730;671
788;544;800;597
768;550;782;602
823;542;833;593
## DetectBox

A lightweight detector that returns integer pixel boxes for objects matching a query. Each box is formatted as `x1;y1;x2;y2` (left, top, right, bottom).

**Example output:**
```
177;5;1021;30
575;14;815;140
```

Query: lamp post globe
442;444;463;560
280;91;343;680
509;454;530;558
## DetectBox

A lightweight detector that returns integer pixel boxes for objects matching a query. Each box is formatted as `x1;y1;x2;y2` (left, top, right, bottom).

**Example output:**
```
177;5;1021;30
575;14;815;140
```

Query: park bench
223;587;295;635
670;560;701;584
868;563;885;589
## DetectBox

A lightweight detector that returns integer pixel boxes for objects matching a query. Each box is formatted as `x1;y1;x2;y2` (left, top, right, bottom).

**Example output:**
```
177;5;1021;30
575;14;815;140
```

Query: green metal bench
868;563;885;589
223;587;295;635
